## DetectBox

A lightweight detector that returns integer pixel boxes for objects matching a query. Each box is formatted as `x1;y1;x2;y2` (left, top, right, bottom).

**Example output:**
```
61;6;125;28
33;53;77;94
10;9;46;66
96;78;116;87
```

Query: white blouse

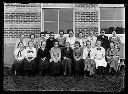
83;47;95;59
24;47;37;60
14;48;25;60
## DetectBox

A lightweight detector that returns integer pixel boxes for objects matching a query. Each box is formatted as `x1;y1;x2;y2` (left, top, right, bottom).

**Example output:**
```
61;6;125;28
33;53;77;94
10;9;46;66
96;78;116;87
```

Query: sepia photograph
4;3;125;92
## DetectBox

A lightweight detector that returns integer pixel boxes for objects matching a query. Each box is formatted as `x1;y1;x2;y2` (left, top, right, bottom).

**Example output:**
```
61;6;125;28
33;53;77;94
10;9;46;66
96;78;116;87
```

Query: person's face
29;42;33;48
50;33;54;38
75;43;79;48
20;35;24;40
79;33;83;38
110;43;114;48
101;30;105;36
86;41;91;48
59;31;64;37
97;41;101;46
66;42;70;48
54;42;59;47
112;31;116;36
69;31;73;37
41;42;46;47
31;35;35;39
19;42;23;48
90;31;93;35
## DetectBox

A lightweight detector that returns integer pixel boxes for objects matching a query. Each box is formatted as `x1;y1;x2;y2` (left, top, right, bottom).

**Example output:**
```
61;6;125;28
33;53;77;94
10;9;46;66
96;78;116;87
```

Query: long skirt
74;59;84;72
12;59;23;74
95;58;107;69
84;59;96;75
107;57;119;71
37;59;49;75
62;58;72;75
23;58;36;71
49;61;62;75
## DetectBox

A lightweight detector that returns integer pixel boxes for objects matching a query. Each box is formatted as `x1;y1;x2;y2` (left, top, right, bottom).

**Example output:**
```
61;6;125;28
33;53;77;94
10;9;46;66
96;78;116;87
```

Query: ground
3;67;125;91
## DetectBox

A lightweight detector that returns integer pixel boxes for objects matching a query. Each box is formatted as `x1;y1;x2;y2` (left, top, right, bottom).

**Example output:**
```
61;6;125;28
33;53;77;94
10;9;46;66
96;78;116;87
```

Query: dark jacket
37;48;50;61
46;37;57;51
61;47;73;60
97;35;109;50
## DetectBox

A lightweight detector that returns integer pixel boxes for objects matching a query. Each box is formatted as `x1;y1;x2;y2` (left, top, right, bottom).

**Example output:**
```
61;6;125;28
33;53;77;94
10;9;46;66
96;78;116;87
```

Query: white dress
94;47;107;68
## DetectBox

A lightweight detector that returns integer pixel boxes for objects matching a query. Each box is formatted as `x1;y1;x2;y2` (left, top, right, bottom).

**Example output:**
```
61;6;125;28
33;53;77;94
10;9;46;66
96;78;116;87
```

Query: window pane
100;21;125;34
44;22;58;34
44;9;58;21
115;8;125;20
59;21;73;33
59;8;73;22
100;8;115;20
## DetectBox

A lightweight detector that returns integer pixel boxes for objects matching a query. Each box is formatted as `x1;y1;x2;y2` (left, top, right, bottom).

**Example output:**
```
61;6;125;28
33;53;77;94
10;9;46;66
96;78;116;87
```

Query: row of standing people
12;29;121;77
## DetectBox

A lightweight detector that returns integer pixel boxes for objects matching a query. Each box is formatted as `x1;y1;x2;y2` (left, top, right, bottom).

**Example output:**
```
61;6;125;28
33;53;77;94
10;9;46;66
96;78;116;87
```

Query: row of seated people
12;38;121;77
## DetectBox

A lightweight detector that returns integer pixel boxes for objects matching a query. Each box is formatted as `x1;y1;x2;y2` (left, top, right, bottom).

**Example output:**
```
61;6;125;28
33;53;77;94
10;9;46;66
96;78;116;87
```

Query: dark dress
36;48;50;75
46;37;57;51
61;47;73;75
73;47;84;73
97;35;109;50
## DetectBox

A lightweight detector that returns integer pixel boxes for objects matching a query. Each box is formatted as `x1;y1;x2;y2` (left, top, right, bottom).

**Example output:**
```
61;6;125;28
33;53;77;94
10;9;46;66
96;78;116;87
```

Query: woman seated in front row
83;40;96;77
12;41;25;75
94;40;107;76
106;41;120;75
36;41;50;76
50;41;62;77
61;42;73;76
73;41;84;78
23;41;37;76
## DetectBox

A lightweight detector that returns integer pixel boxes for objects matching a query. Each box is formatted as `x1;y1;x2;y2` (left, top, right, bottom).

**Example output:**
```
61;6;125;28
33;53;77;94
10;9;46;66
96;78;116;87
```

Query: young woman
50;41;61;77
15;33;27;49
56;30;66;48
37;32;46;49
66;30;76;49
76;32;86;47
61;42;73;76
46;32;57;52
73;41;84;77
94;40;107;76
12;41;25;75
106;42;120;75
86;30;97;48
109;30;121;49
83;40;95;77
29;33;38;49
23;41;37;76
36;41;50;76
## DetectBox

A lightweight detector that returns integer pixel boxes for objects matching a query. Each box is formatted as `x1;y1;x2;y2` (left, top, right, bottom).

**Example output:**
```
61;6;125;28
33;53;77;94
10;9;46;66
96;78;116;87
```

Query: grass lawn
3;67;125;92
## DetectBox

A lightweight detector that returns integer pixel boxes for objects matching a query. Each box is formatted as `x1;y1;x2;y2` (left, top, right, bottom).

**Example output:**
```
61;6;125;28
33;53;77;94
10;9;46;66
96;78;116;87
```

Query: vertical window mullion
58;9;59;34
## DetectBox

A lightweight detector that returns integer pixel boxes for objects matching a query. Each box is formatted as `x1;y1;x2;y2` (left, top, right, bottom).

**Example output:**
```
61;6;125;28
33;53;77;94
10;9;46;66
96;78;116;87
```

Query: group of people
12;29;122;77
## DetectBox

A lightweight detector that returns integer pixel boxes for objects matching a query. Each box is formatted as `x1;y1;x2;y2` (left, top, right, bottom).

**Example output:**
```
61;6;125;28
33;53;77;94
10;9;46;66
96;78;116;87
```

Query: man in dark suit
97;30;109;50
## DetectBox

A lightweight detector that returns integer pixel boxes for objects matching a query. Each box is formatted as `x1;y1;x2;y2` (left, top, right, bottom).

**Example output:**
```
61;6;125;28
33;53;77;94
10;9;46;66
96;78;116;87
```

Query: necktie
88;50;91;58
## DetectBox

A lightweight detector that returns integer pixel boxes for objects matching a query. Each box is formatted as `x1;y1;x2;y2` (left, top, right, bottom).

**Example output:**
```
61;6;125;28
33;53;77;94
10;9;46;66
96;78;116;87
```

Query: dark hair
30;33;35;39
100;29;105;34
41;41;46;46
40;32;45;37
86;40;91;46
54;40;59;46
67;29;73;34
17;41;24;48
28;41;33;46
59;30;64;34
75;41;81;47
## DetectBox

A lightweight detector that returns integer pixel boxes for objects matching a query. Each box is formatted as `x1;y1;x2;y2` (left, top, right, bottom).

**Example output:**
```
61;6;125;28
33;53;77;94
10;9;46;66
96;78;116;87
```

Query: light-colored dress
94;47;107;68
106;48;119;71
83;47;95;74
